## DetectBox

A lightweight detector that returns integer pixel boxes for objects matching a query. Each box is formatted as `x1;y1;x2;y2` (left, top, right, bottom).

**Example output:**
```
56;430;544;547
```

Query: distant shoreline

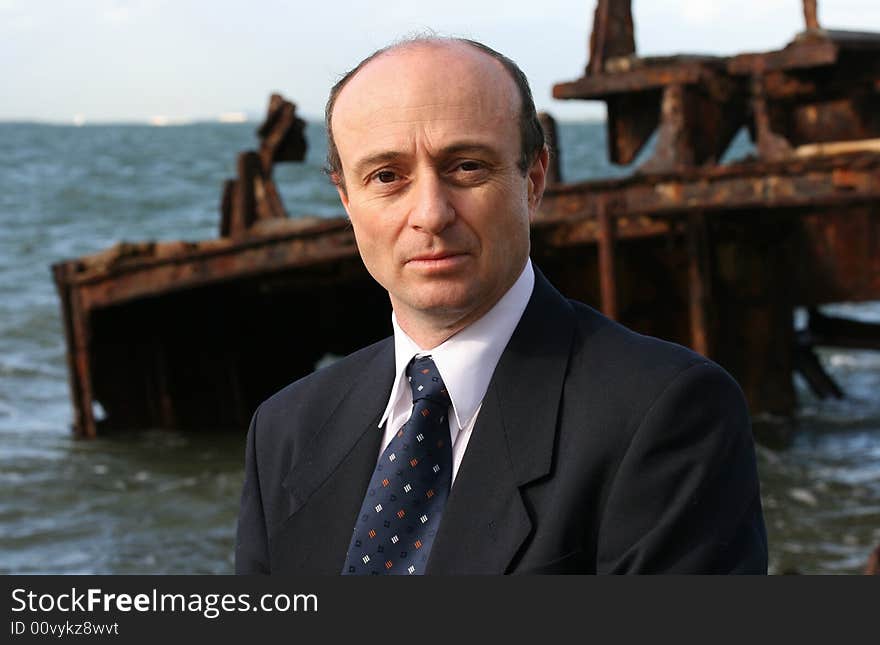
0;116;608;127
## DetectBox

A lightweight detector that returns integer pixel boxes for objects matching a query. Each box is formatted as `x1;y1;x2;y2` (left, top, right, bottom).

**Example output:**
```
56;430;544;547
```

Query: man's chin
395;286;480;320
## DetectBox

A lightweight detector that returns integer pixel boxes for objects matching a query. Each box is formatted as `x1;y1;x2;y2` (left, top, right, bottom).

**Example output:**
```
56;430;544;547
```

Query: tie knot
406;356;451;406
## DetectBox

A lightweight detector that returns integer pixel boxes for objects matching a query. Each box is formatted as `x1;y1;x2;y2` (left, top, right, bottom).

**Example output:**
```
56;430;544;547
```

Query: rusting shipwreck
53;0;880;437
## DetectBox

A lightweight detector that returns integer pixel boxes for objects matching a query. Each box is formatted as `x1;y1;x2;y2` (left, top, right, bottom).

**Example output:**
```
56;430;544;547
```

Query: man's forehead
331;41;519;130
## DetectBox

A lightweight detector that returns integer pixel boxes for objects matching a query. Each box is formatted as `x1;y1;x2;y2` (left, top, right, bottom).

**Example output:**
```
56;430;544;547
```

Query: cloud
678;2;723;25
98;0;167;27
0;0;34;33
669;0;794;26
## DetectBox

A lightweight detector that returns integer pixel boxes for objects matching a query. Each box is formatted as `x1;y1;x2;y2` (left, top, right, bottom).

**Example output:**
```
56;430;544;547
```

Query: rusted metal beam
554;60;724;99
587;0;635;76
796;139;880;157
236;152;260;228
793;342;844;399
541;153;880;219
537;112;562;184
597;198;618;319
604;91;661;165
731;30;880;78
220;95;307;237
792;299;880;399
557;39;740;170
751;75;794;161
639;84;691;172
806;307;880;350
793;206;880;305
686;213;711;357
559;47;858;170
58;219;358;311
530;213;670;246
52;263;97;437
727;40;839;75
639;80;746;172
803;0;820;31
811;30;880;50
256;93;307;172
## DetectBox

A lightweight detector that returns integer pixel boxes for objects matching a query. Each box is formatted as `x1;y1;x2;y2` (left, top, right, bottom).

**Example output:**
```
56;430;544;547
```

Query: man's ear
527;146;550;219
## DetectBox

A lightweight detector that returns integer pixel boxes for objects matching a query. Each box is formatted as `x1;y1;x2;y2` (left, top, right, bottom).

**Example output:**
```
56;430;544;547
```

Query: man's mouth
409;252;463;262
406;252;469;269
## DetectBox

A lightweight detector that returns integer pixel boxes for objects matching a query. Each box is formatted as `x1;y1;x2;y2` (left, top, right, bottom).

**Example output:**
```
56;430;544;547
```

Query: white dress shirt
377;259;535;485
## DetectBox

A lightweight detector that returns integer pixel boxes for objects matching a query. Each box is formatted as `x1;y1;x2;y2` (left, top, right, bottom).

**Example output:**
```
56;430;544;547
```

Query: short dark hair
325;36;545;189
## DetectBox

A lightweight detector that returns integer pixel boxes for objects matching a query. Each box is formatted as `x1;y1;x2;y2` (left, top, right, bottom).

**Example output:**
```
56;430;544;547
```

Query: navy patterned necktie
342;355;453;575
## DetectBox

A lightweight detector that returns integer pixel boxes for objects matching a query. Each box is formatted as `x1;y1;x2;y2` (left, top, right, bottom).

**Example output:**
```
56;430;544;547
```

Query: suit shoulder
256;336;393;420
565;298;744;409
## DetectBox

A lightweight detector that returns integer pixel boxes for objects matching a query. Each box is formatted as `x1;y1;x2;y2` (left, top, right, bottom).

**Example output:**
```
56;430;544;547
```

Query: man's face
331;42;548;344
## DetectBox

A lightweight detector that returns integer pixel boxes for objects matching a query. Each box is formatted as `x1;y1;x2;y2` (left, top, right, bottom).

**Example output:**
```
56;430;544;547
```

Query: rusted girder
729;30;880;159
540;152;880;220
220;94;306;238
792;303;880;400
52;262;98;438
686;213;712;357
805;307;880;350
641;80;746;173
555;56;743;170
587;0;635;76
537;112;562;184
596;196;619;319
727;38;839;76
256;93;307;172
57;218;355;311
803;0;820;32
793;339;845;400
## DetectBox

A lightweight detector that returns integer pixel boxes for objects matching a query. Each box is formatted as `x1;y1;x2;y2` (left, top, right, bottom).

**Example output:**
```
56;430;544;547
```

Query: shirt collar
378;259;535;438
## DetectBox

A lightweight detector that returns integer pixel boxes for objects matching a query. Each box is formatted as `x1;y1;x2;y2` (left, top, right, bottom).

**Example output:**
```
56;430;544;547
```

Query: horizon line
0;114;608;127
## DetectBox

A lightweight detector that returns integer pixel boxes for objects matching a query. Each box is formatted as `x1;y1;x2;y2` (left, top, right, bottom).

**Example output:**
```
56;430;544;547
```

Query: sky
2;0;879;124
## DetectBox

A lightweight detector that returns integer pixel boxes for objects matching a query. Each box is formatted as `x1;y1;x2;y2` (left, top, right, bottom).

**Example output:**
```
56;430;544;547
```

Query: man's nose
408;173;455;234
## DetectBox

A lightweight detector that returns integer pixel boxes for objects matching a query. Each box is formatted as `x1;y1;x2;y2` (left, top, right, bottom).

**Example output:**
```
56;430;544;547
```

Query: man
235;37;768;574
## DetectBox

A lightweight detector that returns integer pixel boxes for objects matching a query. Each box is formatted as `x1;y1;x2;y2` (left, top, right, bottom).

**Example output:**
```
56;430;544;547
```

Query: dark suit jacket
235;268;768;574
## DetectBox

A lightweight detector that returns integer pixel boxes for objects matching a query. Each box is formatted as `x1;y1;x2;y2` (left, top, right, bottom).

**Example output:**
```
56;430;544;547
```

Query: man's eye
373;170;397;183
458;161;481;171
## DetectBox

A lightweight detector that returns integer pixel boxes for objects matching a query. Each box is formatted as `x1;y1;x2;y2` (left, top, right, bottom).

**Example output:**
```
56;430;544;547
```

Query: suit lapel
273;340;394;574
426;268;576;574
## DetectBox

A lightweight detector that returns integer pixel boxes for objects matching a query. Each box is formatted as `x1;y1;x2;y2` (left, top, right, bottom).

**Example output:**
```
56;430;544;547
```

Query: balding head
325;36;545;190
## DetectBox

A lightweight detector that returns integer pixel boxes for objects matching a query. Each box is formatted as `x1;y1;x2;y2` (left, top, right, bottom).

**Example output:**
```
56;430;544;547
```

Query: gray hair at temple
324;36;546;190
